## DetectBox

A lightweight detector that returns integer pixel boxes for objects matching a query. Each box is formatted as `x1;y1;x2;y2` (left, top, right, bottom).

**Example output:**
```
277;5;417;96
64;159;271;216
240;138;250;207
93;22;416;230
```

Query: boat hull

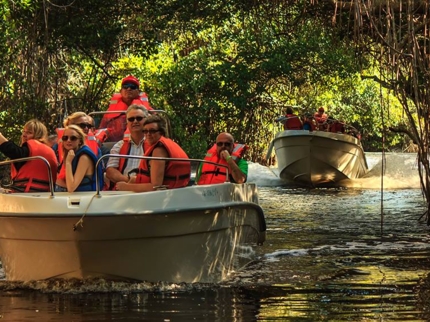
0;183;266;283
273;130;368;187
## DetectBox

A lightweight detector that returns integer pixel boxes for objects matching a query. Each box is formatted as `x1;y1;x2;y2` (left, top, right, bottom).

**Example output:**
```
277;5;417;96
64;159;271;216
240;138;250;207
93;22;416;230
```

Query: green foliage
0;0;414;163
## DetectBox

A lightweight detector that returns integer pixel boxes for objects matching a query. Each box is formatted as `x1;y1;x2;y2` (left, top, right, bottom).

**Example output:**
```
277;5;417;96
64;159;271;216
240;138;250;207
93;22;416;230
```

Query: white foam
248;153;421;189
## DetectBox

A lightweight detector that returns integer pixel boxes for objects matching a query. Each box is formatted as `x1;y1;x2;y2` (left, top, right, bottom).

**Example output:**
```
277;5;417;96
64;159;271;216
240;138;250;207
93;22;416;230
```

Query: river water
0;152;429;321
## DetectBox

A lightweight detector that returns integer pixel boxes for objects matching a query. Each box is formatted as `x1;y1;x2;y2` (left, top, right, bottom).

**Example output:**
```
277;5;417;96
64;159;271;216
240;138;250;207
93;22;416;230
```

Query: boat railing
89;110;173;148
0;155;230;196
89;109;167;117
89;110;170;131
96;154;230;196
0;156;55;197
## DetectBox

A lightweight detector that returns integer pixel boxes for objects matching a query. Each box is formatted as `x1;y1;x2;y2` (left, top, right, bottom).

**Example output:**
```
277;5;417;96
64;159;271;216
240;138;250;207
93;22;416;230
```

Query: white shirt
106;138;145;177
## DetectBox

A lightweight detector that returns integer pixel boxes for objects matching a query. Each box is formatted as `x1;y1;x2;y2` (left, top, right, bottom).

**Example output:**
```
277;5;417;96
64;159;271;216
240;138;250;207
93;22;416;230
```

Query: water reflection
0;153;429;321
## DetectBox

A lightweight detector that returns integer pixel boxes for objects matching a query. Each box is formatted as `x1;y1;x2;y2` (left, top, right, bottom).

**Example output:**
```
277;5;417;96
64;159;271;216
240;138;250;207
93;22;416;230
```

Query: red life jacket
283;114;303;130
136;137;190;189
99;93;154;142
117;130;150;176
10;140;58;192
94;128;109;146
314;112;328;131
329;120;345;133
197;143;247;185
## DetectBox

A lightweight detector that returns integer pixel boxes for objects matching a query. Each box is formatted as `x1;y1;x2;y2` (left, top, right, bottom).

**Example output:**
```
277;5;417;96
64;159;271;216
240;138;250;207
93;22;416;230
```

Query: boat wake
249;152;421;189
350;152;420;189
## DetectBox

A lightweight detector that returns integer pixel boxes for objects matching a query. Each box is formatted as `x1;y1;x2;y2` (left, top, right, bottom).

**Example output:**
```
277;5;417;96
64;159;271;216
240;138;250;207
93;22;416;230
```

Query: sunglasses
216;142;232;147
62;135;79;142
143;129;160;135
77;123;92;129
127;116;144;122
122;83;138;90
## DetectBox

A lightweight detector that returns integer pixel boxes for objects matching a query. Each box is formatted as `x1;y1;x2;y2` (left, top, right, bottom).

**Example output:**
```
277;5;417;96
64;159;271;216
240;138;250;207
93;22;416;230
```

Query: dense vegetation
2;1;430;215
0;0;410;162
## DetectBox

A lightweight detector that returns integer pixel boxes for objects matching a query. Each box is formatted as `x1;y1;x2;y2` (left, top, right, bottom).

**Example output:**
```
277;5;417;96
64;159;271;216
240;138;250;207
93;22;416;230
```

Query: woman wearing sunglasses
55;125;103;192
0;119;58;192
55;112;102;186
115;115;190;192
195;132;248;185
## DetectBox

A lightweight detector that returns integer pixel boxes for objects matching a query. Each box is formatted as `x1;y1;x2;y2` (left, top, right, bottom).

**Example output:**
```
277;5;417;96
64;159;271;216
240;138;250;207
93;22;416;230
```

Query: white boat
0;156;266;283
268;130;368;187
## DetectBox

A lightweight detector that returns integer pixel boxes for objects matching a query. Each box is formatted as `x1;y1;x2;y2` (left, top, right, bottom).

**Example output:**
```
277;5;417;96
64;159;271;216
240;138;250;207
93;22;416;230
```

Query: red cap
121;75;139;88
318;107;324;112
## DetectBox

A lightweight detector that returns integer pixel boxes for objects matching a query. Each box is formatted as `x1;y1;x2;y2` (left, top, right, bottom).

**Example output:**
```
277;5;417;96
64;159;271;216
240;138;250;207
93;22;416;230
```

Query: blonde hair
61;125;86;157
21;119;48;145
63;112;88;127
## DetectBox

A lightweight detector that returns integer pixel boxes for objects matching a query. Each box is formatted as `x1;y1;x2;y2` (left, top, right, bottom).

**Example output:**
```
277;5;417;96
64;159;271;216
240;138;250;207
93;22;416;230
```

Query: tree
324;0;430;220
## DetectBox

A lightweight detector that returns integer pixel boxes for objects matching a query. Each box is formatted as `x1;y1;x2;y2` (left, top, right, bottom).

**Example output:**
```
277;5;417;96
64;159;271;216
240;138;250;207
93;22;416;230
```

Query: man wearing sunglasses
99;75;153;142
196;132;248;185
105;105;150;189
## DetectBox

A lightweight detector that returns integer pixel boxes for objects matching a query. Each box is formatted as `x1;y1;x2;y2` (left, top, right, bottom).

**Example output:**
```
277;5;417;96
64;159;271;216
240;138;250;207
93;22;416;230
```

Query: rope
73;193;98;231
379;54;386;237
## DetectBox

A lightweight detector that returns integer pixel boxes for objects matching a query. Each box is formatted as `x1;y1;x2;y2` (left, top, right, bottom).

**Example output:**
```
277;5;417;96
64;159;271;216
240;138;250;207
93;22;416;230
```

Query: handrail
88;110;172;139
0;154;230;197
96;154;230;196
88;110;166;116
0;156;55;197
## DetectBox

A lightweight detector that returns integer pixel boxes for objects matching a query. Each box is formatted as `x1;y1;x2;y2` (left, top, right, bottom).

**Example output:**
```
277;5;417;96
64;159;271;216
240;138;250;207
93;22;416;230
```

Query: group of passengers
0;75;248;193
280;106;352;135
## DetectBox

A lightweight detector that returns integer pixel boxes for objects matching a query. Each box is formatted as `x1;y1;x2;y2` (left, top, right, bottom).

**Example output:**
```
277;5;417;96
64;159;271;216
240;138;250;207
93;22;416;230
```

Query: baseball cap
121;75;139;88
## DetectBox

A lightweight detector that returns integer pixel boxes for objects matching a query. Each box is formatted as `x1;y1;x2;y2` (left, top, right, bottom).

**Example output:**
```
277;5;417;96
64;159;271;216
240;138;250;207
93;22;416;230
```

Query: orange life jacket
99;93;154;142
197;143;247;185
136;137;190;188
116;130;150;175
94;128;109;146
10;140;58;192
329;120;345;133
283;114;303;130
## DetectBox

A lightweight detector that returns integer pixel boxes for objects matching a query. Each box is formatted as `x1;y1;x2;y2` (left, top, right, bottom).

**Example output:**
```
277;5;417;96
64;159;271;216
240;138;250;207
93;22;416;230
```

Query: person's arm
220;150;246;184
116;146;168;192
0;138;30;159
0;132;8;145
235;159;248;183
105;141;129;183
0;138;31;172
65;151;94;192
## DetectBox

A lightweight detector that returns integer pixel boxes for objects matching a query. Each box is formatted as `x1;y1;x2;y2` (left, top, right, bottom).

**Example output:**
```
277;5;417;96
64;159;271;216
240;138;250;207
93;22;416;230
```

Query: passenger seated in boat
196;132;248;185
0;119;58;192
55;112;101;160
328;117;346;134
55;112;103;182
115;115;190;192
106;105;150;189
55;125;103;192
314;106;329;131
283;107;303;130
302;114;316;131
99;75;153;143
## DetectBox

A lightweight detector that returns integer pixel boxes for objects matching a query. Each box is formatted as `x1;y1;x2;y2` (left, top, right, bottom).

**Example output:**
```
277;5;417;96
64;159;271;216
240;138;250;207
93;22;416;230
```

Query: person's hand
116;181;127;191
66;150;75;163
220;150;231;161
